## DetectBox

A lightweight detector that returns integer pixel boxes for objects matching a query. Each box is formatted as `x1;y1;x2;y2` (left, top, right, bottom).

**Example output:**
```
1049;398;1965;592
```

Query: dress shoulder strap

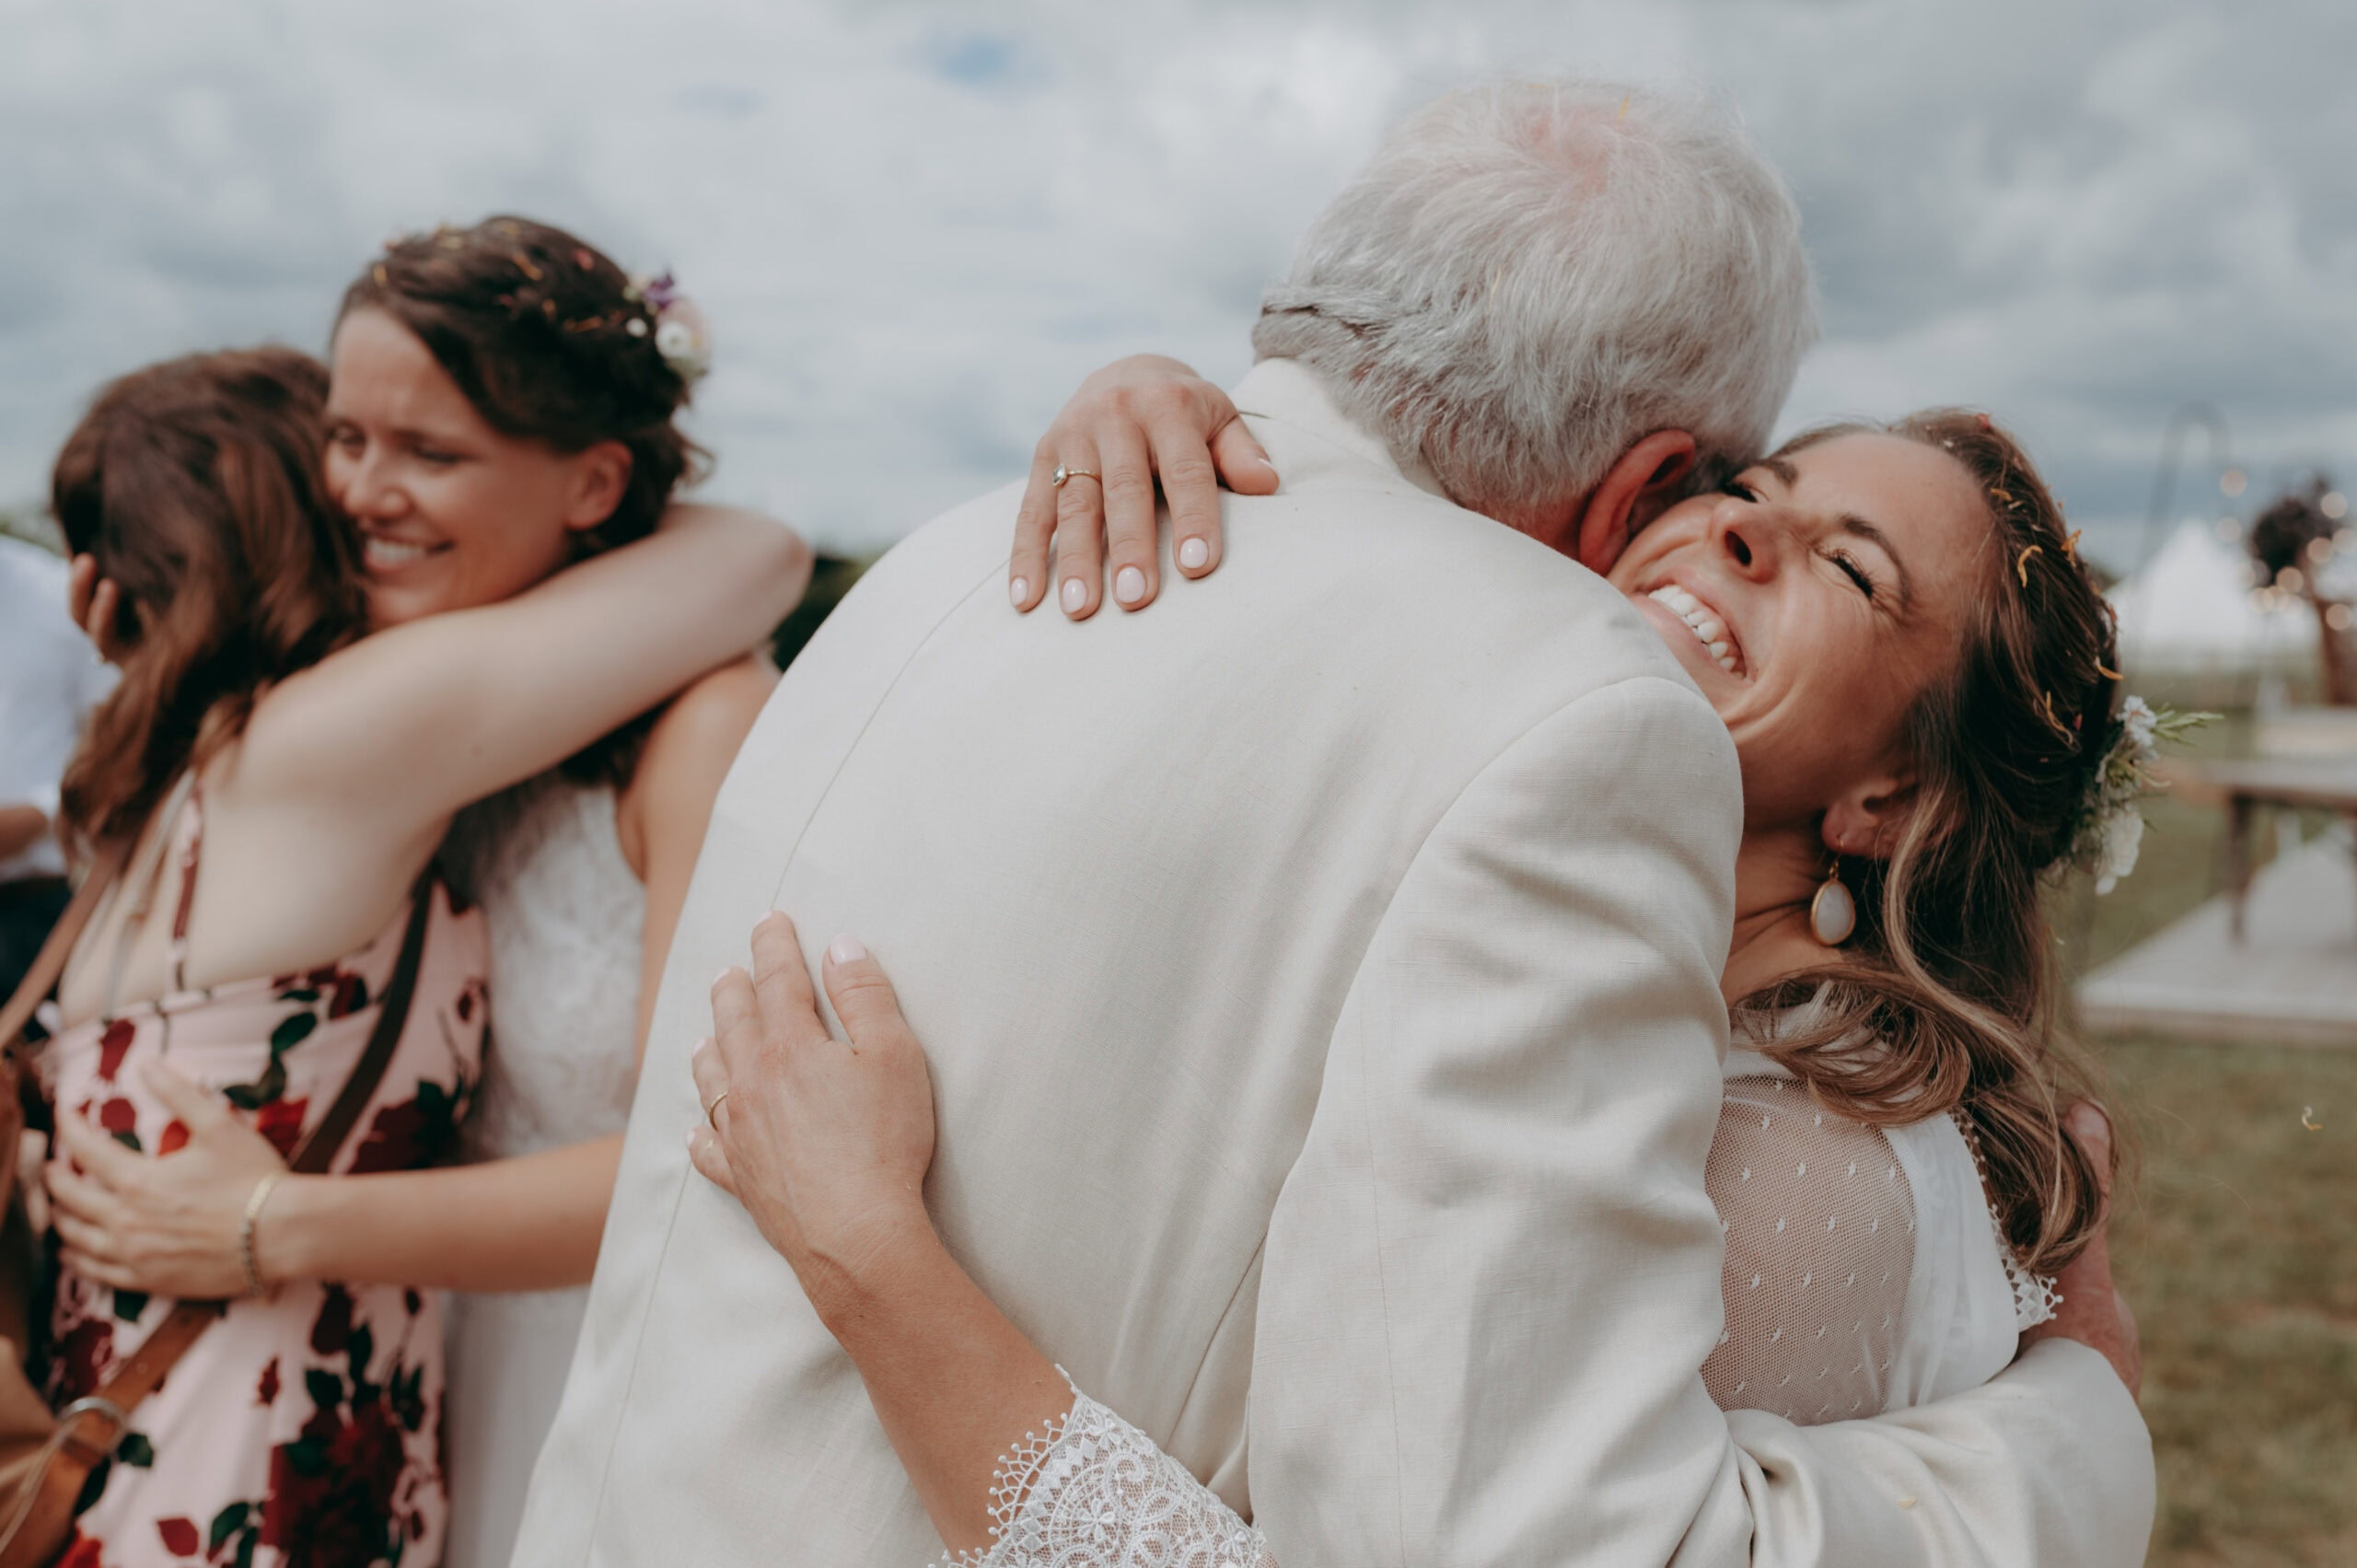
97;771;200;1016
166;775;205;993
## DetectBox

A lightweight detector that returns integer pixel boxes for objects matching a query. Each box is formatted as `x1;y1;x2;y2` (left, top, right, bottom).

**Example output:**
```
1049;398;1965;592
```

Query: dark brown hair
53;348;364;848
340;215;709;785
1744;411;2119;1274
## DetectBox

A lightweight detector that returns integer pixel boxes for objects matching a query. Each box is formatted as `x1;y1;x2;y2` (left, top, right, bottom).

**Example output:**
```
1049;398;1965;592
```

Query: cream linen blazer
517;360;2153;1567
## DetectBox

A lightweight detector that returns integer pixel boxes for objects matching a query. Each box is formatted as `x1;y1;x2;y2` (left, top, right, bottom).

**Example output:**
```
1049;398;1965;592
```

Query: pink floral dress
38;782;488;1568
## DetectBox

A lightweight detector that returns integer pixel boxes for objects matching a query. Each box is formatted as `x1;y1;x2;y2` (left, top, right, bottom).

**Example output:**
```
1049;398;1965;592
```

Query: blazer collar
1229;358;1455;505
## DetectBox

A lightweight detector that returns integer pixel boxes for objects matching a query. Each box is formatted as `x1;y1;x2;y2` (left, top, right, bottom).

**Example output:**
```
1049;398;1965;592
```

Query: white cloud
3;0;2351;570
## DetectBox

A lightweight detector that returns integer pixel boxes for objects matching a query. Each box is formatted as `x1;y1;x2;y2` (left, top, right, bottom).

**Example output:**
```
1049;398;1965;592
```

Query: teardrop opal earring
1810;858;1856;947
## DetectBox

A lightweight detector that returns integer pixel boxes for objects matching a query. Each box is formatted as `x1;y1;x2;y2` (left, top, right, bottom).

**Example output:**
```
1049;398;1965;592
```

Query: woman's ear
562;440;636;534
1821;766;1925;862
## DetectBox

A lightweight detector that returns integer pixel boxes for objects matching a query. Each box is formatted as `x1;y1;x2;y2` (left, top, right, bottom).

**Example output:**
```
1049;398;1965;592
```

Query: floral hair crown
2051;695;2215;894
384;226;716;389
622;271;713;386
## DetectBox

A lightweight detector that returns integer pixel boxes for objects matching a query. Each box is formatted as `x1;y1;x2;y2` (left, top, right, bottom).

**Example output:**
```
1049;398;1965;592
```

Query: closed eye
1721;478;1760;504
1829;550;1876;600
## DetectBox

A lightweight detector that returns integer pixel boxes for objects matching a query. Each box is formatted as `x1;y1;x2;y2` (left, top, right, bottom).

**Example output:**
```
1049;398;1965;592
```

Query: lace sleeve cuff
932;1376;1275;1568
2005;1252;2062;1330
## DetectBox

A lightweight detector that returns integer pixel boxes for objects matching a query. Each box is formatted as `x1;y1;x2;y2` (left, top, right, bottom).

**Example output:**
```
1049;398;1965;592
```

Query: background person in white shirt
0;530;114;999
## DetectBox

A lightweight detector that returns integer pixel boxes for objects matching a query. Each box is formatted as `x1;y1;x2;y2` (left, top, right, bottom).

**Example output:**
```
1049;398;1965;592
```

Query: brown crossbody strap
0;842;133;1061
13;873;440;1560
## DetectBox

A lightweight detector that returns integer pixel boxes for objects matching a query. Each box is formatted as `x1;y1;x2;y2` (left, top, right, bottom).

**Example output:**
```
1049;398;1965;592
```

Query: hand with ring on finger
687;913;939;1322
1008;354;1279;621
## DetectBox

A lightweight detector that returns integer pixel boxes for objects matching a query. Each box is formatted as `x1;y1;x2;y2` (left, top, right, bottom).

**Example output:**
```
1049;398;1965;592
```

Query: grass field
2061;736;2357;1566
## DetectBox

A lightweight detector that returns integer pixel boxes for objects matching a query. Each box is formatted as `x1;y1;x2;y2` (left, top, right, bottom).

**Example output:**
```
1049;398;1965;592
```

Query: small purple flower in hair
638;272;683;313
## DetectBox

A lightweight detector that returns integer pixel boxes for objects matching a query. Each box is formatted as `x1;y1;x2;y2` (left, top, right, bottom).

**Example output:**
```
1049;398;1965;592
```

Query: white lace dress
938;1027;2058;1568
441;781;645;1568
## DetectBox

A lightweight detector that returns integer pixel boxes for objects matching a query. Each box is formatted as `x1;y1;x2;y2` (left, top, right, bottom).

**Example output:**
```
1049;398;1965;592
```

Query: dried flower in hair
2015;544;2042;587
514;252;543;281
2054;696;2214;893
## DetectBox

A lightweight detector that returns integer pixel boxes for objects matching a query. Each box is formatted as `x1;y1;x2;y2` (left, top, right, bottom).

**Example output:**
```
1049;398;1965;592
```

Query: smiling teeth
1649;585;1742;675
364;537;435;569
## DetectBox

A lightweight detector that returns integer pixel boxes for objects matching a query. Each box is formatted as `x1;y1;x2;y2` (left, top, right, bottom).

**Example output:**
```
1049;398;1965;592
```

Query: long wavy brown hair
53;348;365;850
1741;410;2119;1274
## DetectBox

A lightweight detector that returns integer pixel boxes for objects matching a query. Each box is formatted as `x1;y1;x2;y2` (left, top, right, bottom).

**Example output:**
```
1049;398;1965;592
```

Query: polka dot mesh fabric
1700;1074;1916;1425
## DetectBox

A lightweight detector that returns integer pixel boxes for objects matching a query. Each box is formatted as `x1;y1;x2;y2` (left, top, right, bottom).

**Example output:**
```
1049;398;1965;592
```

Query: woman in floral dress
30;345;807;1568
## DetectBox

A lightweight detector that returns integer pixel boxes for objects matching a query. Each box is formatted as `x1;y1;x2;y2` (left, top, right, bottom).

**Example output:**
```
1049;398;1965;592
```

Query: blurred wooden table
2189;757;2357;941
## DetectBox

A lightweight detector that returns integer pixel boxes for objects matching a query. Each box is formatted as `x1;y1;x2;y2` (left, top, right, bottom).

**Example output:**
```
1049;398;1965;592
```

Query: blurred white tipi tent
2108;519;2311;679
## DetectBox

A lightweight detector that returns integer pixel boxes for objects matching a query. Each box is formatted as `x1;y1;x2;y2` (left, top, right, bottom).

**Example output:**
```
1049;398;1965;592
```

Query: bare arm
616;656;778;1060
241;503;810;842
261;1135;621;1291
49;659;784;1299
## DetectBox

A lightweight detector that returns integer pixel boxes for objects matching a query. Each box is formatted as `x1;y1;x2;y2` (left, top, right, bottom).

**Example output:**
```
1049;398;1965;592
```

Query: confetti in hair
2016;543;2043;587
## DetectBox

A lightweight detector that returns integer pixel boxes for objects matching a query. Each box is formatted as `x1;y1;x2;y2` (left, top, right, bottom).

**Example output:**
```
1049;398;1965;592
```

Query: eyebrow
1754;457;1918;616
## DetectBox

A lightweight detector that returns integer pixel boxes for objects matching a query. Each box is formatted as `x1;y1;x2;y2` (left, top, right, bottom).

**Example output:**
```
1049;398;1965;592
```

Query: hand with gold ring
1011;354;1279;622
690;914;937;1316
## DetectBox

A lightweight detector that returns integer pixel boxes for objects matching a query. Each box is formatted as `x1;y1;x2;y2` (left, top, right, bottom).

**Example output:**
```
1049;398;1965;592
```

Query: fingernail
1061;578;1087;615
1114;566;1146;605
684;1127;699;1148
1178;537;1210;571
827;934;867;965
713;967;736;989
1009;576;1029;607
754;910;788;931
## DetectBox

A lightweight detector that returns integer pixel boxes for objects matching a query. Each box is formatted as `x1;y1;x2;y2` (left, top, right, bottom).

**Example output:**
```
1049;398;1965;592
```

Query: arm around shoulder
619;654;779;1057
1701;1339;2154;1567
239;505;807;841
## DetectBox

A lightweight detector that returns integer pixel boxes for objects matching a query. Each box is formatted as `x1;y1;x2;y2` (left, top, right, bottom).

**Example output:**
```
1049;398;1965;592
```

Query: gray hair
1253;79;1817;527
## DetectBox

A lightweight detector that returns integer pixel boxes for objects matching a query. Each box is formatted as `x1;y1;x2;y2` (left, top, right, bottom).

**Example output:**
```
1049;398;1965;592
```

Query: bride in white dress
438;775;652;1563
685;398;2144;1564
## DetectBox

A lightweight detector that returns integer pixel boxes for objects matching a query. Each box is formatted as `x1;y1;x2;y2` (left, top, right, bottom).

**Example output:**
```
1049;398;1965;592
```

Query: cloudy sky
5;0;2351;568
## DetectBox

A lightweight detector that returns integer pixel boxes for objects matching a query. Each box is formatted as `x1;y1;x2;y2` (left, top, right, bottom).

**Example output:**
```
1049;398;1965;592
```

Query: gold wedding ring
704;1090;731;1128
1051;462;1099;488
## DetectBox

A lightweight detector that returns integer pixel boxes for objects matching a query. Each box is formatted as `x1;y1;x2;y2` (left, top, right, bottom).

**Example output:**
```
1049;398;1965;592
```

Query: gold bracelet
239;1170;287;1300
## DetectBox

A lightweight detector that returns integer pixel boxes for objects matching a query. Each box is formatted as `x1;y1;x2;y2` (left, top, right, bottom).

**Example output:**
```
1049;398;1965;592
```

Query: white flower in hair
625;271;713;384
2092;806;2145;897
2059;693;2211;895
2120;694;2158;752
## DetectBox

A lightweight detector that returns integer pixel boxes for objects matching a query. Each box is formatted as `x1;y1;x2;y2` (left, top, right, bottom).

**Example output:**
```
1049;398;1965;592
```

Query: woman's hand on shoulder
689;913;938;1325
66;553;127;663
1014;354;1279;621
